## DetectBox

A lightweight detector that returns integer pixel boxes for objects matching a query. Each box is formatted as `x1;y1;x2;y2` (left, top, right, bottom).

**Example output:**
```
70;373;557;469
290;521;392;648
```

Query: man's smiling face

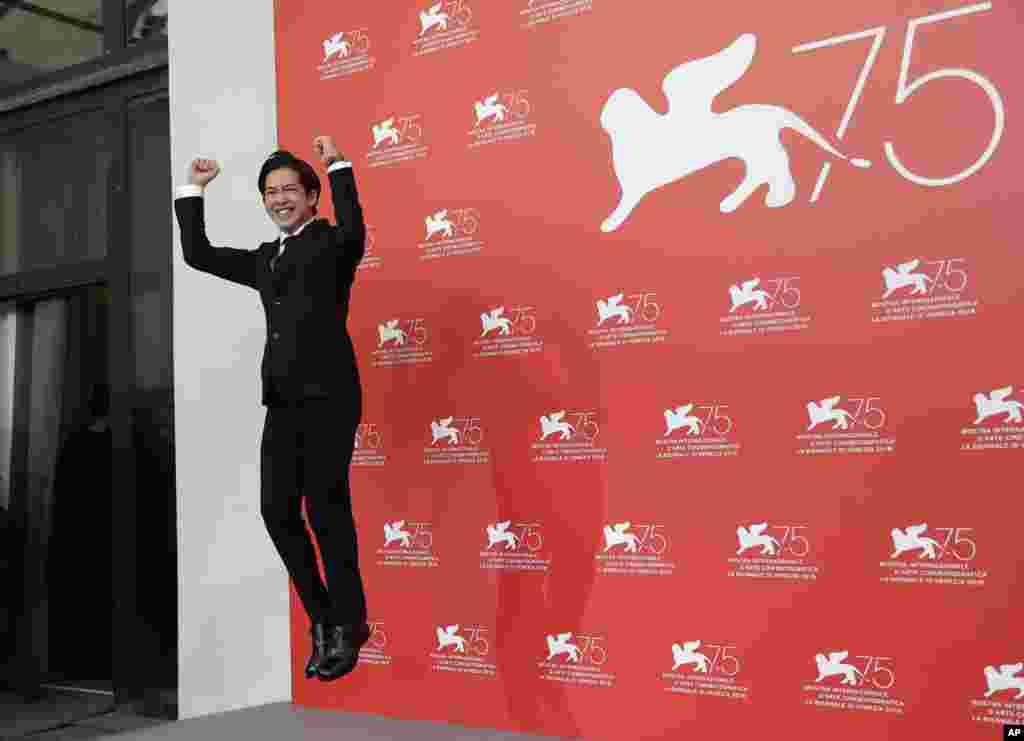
262;167;318;233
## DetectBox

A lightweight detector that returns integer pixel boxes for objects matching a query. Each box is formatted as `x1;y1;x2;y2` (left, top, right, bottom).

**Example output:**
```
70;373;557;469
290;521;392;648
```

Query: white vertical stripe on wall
168;0;289;719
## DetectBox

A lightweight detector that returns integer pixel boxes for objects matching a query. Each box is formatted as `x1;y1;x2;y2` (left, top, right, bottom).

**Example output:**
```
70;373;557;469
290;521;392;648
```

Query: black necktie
271;241;284;271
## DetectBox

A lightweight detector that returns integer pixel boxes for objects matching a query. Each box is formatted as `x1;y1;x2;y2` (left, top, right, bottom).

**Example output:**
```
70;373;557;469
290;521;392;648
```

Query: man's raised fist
313;136;342;166
189;158;221;187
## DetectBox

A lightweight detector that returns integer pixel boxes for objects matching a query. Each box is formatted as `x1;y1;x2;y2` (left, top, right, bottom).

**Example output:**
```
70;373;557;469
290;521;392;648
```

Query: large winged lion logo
599;33;870;232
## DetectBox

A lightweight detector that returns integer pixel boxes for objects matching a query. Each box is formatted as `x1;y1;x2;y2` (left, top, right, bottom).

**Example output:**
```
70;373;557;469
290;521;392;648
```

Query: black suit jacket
174;167;366;406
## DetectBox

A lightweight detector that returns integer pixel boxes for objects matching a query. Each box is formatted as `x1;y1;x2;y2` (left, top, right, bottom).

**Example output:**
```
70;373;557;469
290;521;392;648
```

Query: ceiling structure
0;1;165;88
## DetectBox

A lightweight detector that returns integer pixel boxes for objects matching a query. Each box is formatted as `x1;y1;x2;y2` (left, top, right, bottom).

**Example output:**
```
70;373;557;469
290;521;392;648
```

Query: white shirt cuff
327;160;352;172
175;184;204;199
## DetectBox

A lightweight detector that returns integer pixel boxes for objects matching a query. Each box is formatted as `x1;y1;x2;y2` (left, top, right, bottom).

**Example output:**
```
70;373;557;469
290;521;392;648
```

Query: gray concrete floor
0;691;572;740
103;703;571;741
0;689;164;739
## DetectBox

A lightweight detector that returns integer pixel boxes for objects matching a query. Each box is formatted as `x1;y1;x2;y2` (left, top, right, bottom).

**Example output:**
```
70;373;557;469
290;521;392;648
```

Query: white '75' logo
793;3;1004;199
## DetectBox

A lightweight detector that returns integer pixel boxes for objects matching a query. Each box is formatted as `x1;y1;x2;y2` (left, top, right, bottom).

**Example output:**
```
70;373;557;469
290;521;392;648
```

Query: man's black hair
258;150;321;215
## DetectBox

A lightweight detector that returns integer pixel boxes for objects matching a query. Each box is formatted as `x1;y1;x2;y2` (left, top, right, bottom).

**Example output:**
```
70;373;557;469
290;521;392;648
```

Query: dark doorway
0;287;117;736
0;65;176;735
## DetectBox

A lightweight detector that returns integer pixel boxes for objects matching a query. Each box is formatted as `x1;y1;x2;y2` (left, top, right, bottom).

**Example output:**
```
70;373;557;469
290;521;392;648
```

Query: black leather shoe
317;622;370;681
305;623;328;679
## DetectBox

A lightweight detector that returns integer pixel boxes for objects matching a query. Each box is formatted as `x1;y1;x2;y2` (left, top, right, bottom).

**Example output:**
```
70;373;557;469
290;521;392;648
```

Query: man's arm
174;158;265;289
314;137;366;270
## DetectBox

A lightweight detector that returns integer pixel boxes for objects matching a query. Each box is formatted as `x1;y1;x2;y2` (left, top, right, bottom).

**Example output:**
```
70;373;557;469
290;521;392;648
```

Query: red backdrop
274;2;1024;738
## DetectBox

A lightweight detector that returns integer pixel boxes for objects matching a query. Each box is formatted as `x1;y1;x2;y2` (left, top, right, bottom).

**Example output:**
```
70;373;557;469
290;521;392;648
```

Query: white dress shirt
174;159;352;257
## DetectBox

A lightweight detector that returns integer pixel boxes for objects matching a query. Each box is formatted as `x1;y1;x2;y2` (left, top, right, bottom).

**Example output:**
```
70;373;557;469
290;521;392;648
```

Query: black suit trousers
259;395;365;627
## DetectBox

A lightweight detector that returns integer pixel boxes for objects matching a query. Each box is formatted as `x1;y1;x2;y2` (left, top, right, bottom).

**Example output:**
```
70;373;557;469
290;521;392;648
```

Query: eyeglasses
264;185;304;198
